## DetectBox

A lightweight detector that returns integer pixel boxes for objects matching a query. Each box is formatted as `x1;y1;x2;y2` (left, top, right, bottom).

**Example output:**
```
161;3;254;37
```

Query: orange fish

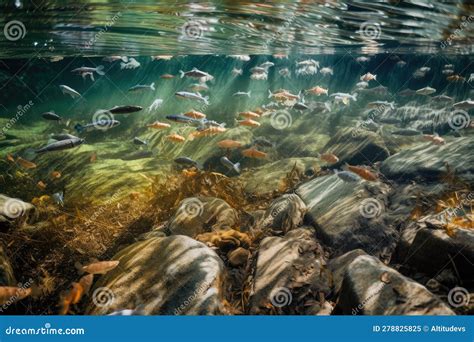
237;119;261;127
37;181;47;190
147;121;171;129
239;111;260;120
69;282;84;305
78;274;94;294
269;90;299;102
217;139;242;149
160;74;175;79
182;169;198;177
16;157;37;169
183;110;206;119
254;108;264;115
447;75;465;82
272;53;288;59
242;148;267;159
306;86;328;96
423;134;446;145
51;171;61;179
189;126;226;139
6;154;15;163
79;260;120;275
0;286;32;305
166;133;186;143
319;153;339;164
90;153;97;163
346;164;378;181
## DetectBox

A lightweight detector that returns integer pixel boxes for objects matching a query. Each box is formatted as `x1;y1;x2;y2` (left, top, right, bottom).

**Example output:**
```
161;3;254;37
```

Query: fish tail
268;89;273;99
353;93;358;101
179;70;185;78
234;162;241;174
150;82;155;91
96;65;105;75
247;91;251;97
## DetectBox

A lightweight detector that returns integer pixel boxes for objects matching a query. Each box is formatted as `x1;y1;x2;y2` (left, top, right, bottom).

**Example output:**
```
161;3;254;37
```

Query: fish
335;170;361;182
331;92;357;105
250;72;268;80
220;157;241;174
16;157;37;169
253;137;274;148
278;68;291;77
391;128;422;136
160;74;175;79
296;59;319;67
431;95;453;103
319;153;339;164
59;85;81;99
444;64;454;69
51;171;61;179
360;85;389;97
355;81;369;89
147;121;170;130
37;181;47;190
179;68;214;82
241;148;267;159
6;154;15;163
77;260;120;275
320;67;333;76
147;99;163;113
396;60;407;67
260;61;275;69
189;126;226;139
74;120;120;133
233;91;251;98
107;105;143;114
237;118;260;127
133;137;147;146
239;111;260;120
151;55;173;61
166;114;201;125
120;57;140;70
78;274;94;294
231;68;243;76
90;153;97;163
174;157;201;169
377;117;402;125
183;110;206;119
250;66;267;74
468;73;474;83
415;86;436;95
356;56;370;63
398;89;416;97
442;69;454;75
447;75;465;82
103;56;128;63
217;139;242;149
228;55;250;61
269;89;300;101
273;53;287;59
423;134;446;145
360;72;376;82
345;164;378;181
0;286;32;305
50;133;79;141
128;82;155;92
453;99;474;110
166;133;186;143
71;65;105;77
293;102;309;111
306;86;328;96
175;91;209;105
188;83;209;92
52;191;64;206
42;111;62;121
36;137;84;153
367;101;395;110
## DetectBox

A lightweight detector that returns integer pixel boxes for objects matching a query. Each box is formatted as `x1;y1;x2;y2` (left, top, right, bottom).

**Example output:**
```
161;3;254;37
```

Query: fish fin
374;75;377;80
150;82;155;91
120;62;126;70
74;261;84;275
179;70;185;78
234;162;241;174
268;89;273;99
90;73;95;82
247;91;251;97
74;123;84;134
352;93;358;101
96;65;105;76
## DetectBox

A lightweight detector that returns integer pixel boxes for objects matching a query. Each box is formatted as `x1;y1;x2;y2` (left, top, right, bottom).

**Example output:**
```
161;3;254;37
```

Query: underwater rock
335;255;455;315
87;235;225;315
249;227;331;314
227;247;250;267
167;196;239;237
0;195;36;229
404;228;474;281
0;243;16;286
259;193;307;233
296;175;397;258
380;137;474;183
322;127;390;166
327;249;367;295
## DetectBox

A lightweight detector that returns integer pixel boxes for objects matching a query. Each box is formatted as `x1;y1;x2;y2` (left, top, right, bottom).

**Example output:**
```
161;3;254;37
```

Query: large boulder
380;137;474;183
296;174;397;258
87;235;226;315
404;227;474;281
327;249;367;295
335;255;455;315
167;197;238;237
249;228;331;314
322;127;390;166
258;194;307;233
